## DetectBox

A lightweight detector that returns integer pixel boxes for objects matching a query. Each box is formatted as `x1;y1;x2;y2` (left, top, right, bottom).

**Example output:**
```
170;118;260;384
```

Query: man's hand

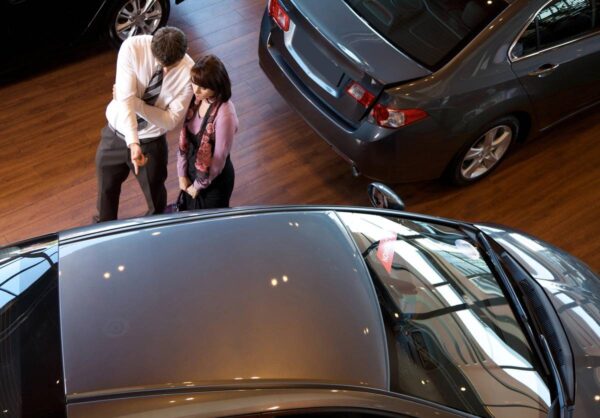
130;143;148;175
179;176;191;191
186;184;198;199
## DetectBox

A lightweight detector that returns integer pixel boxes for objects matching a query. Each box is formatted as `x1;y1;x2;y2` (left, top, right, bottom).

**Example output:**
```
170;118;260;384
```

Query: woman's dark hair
190;55;232;102
151;26;187;67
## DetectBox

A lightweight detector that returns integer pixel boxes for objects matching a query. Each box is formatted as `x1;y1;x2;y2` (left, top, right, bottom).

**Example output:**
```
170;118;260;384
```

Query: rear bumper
258;14;452;182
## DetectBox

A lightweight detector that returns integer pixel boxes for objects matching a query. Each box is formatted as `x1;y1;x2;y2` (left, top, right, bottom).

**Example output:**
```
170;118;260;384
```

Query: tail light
345;81;375;108
370;104;428;129
268;0;290;32
346;80;428;128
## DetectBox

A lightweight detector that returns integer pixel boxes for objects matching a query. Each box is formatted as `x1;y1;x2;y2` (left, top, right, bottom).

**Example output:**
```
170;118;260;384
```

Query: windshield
337;211;551;418
0;237;64;418
344;0;507;69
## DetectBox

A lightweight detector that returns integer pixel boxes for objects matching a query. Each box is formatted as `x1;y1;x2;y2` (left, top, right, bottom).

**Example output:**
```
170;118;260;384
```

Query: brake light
345;81;375;108
370;104;428;128
268;0;290;32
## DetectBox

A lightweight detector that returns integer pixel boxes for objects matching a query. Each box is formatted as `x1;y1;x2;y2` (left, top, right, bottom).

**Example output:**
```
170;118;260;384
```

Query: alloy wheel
460;124;513;180
114;0;164;41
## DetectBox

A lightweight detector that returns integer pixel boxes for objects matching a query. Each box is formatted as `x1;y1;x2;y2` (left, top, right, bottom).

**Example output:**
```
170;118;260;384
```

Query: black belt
107;124;164;144
108;124;126;140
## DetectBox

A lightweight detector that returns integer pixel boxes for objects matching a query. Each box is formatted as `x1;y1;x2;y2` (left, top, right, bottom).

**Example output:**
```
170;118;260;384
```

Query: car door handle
528;63;560;78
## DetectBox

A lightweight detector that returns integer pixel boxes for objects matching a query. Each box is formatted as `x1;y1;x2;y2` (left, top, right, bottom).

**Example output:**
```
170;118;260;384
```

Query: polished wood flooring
0;0;599;271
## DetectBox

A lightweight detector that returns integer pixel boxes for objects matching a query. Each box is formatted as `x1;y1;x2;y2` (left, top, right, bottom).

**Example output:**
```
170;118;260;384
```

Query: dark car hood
58;211;388;399
477;224;600;417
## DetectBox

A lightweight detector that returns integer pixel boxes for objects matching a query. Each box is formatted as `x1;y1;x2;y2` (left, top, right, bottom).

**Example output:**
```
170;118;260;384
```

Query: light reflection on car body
1;205;599;417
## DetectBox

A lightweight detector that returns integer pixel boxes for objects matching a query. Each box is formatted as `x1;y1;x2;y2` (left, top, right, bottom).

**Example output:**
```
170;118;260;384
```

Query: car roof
58;209;389;399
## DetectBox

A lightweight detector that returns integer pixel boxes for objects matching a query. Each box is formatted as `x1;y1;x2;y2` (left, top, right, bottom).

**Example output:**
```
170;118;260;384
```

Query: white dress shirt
105;35;194;146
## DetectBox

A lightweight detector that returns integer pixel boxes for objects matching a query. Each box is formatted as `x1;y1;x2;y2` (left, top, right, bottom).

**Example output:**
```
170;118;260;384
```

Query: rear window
0;237;64;418
345;0;507;69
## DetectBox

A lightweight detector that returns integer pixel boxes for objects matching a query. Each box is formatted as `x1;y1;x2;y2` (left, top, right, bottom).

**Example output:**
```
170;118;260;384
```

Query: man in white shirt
95;26;194;222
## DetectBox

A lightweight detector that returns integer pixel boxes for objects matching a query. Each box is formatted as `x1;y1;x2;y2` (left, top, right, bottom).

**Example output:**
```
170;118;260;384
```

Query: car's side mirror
368;182;405;210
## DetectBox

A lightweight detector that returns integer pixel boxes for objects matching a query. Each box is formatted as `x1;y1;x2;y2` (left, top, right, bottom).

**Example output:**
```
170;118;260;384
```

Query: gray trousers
95;125;168;222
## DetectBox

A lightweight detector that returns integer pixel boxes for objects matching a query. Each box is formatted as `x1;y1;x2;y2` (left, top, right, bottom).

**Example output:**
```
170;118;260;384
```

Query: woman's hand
186;184;198;199
179;176;191;191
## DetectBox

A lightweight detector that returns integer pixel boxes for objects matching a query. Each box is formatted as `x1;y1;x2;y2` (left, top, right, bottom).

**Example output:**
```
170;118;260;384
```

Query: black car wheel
107;0;171;48
449;116;518;185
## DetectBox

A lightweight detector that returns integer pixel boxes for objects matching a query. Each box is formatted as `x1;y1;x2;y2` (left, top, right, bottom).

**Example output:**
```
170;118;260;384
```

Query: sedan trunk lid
271;0;431;126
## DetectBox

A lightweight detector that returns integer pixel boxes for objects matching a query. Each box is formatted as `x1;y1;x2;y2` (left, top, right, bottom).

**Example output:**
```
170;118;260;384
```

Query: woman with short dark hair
177;55;238;209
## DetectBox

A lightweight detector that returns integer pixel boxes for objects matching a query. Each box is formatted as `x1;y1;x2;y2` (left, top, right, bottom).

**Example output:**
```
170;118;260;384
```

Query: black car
0;0;185;76
1;185;598;417
259;0;600;184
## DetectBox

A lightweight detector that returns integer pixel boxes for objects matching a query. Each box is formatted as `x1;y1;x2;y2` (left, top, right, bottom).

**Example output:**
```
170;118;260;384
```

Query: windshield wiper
474;231;570;418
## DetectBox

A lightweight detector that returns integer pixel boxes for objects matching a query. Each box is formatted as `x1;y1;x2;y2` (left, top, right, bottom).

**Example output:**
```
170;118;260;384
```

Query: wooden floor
0;0;599;271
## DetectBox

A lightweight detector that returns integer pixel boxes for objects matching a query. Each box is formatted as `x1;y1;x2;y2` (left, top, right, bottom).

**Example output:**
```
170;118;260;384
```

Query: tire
106;0;171;49
448;116;518;186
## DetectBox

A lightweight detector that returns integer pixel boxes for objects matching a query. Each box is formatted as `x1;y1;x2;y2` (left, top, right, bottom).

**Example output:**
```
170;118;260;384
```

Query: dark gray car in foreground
1;186;599;417
259;0;600;184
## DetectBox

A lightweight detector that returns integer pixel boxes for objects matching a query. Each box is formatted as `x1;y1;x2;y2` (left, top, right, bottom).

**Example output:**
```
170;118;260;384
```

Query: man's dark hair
190;55;232;102
151;27;187;67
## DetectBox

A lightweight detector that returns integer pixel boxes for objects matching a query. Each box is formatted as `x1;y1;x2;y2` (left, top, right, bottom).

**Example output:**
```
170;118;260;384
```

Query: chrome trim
509;0;600;62
266;30;273;47
283;20;339;97
528;63;560;77
0;236;58;262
